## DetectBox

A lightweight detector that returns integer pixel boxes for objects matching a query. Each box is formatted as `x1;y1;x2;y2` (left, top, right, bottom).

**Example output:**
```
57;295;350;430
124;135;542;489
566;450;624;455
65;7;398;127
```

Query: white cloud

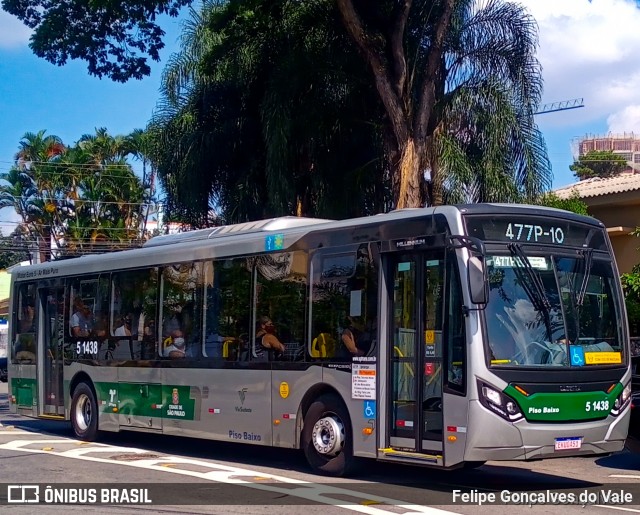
0;10;32;49
516;0;640;133
607;105;640;134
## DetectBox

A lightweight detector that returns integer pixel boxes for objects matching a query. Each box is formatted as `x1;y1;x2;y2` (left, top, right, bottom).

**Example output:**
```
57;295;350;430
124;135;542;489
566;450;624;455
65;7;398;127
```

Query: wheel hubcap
74;393;91;432
311;415;345;456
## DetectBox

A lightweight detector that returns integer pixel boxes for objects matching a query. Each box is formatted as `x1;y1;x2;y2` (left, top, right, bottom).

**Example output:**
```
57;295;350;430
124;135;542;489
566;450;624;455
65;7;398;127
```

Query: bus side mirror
468;256;488;305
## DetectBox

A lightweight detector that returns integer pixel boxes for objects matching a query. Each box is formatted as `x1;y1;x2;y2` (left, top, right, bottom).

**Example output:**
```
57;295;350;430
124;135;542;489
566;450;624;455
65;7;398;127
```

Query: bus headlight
478;380;524;422
611;382;631;416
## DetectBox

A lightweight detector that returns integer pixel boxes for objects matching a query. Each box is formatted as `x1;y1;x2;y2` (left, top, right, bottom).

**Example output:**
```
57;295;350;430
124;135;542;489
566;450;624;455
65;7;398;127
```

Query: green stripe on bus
505;383;623;421
94;382;196;421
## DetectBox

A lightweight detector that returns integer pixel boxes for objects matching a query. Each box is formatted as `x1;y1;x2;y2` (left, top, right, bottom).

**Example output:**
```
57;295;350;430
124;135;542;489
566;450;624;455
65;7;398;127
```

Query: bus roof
9;204;604;280
143;216;334;248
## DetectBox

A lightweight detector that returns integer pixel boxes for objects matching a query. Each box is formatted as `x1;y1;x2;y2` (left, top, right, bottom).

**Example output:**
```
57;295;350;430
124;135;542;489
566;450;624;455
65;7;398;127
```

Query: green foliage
621;265;640;336
149;0;388;224
5;0;551;216
1;0;192;82
569;150;627;181
0;228;31;269
536;191;589;215
0;129;155;259
150;0;549;222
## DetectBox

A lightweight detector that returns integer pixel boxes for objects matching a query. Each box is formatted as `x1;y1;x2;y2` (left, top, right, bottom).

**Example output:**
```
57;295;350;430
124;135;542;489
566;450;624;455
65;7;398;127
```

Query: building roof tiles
554;173;640;199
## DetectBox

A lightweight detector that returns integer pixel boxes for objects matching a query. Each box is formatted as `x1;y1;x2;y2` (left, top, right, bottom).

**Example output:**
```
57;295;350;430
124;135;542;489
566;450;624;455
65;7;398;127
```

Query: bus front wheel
71;382;98;441
302;395;354;476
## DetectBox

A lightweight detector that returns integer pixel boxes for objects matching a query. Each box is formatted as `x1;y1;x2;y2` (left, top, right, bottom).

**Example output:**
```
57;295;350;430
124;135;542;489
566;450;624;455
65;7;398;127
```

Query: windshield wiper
576;249;593;307
507;243;552;311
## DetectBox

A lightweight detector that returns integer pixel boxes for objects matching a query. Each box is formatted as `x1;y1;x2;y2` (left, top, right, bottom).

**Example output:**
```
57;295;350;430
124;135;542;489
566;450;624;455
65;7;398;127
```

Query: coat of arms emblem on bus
172;388;179;405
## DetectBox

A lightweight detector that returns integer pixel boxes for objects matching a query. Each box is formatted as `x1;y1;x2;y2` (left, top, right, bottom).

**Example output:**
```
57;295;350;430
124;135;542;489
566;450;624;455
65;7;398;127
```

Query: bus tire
302;395;354;476
71;382;99;441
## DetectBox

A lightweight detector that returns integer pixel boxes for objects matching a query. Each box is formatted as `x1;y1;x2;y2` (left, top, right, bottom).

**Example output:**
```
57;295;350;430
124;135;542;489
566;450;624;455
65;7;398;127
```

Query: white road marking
0;437;456;514
593;506;640;513
610;475;640;480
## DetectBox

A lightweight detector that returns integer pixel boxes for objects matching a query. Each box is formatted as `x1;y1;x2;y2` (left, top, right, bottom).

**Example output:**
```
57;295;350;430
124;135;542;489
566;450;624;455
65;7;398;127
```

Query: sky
1;0;640;234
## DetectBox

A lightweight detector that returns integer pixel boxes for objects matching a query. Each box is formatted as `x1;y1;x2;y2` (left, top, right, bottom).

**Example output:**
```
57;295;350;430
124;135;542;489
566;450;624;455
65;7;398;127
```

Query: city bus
7;204;632;475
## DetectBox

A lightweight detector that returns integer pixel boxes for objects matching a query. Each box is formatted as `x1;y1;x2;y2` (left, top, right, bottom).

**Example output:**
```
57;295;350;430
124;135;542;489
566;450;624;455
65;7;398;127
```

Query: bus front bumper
463;400;630;462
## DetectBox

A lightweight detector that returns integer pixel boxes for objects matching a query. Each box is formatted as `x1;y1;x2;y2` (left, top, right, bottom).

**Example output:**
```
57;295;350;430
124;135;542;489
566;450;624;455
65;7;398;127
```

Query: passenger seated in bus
164;329;187;358
340;316;370;357
112;315;133;359
254;316;285;360
70;297;93;337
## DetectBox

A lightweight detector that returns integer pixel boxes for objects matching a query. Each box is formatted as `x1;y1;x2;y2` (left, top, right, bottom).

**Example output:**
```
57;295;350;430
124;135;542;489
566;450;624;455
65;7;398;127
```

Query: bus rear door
39;287;65;417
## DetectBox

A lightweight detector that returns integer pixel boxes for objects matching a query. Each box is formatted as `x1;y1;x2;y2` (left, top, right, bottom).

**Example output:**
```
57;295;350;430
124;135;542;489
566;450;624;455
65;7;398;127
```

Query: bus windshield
484;252;623;367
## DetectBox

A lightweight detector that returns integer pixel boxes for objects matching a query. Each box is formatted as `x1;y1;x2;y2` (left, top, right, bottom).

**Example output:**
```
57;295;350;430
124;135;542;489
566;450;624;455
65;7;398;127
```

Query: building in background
578;133;640;172
554;173;640;273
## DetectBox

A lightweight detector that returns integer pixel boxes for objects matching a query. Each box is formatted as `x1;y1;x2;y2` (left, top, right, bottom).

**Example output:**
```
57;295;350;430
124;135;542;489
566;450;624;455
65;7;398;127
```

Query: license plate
554;437;582;451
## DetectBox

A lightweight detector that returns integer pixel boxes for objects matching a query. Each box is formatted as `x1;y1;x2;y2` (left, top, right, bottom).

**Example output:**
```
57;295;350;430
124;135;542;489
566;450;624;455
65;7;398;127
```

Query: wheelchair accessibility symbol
363;400;376;419
570;345;585;366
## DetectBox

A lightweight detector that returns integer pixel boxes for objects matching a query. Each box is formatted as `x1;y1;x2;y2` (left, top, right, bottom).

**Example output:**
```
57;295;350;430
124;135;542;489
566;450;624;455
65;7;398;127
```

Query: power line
0;196;164;207
0;159;139;170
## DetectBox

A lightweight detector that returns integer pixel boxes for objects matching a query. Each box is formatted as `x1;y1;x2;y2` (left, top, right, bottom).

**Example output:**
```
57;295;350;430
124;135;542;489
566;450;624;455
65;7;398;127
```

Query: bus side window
254;251;308;362
14;283;37;362
310;244;378;362
204;258;252;361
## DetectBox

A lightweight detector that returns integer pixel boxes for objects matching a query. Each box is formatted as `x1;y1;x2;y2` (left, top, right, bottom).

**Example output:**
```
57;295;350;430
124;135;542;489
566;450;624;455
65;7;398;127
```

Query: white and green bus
7;204;632;475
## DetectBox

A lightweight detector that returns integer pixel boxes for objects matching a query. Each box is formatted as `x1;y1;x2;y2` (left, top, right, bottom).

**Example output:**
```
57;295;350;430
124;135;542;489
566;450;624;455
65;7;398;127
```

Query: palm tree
8;130;68;261
149;0;388;225
64;129;146;255
336;0;550;207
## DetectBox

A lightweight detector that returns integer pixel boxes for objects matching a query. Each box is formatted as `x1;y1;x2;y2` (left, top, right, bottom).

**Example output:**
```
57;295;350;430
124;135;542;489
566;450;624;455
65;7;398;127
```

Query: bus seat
162;336;173;357
393;346;415;378
311;333;336;358
222;338;240;361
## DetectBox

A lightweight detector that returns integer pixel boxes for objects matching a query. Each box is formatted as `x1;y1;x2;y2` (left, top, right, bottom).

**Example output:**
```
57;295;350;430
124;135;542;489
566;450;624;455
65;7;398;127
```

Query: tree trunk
396;138;424;209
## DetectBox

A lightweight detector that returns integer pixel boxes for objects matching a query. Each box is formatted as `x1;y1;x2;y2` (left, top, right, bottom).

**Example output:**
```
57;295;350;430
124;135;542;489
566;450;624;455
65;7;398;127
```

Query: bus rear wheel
71;382;98;441
302;395;354;476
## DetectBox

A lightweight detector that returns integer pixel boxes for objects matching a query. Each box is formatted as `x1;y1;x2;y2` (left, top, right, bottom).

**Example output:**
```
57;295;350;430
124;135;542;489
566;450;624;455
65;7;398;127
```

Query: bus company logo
559;385;582;392
172;388;179;404
236;388;252;413
8;485;40;503
396;238;426;248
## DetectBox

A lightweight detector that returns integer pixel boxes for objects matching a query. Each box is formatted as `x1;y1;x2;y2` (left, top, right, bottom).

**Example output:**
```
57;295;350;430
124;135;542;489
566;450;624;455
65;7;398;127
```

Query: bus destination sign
464;216;606;249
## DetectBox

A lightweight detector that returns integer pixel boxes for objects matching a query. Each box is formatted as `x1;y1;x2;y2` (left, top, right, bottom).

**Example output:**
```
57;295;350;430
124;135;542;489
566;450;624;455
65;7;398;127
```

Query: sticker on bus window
570;346;585;366
584;352;622;365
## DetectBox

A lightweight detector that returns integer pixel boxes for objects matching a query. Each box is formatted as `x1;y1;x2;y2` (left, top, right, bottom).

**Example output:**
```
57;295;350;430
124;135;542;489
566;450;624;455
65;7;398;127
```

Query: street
1;381;640;514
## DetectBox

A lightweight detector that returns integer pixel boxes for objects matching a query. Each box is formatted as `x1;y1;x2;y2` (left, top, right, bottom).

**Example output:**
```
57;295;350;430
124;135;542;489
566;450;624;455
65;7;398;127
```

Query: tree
0;228;32;269
6;0;551;212
336;0;549;208
1;0;192;82
569;150;627;181
536;191;588;216
0;129;148;260
149;0;389;225
150;0;549;222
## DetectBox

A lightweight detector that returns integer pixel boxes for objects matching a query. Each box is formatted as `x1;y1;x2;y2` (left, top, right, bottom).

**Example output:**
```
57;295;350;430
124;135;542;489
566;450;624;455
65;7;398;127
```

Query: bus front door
388;251;445;456
39;287;65;417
